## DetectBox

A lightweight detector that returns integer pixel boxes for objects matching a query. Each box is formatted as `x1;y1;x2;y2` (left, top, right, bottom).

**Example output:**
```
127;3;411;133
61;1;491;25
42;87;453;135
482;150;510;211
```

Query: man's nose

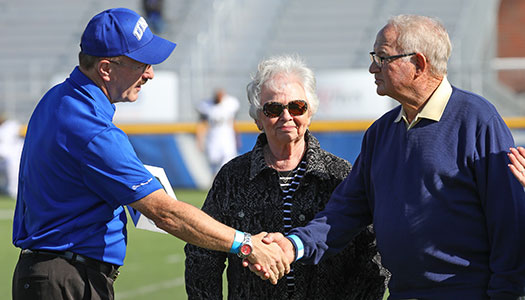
143;65;154;79
369;61;380;74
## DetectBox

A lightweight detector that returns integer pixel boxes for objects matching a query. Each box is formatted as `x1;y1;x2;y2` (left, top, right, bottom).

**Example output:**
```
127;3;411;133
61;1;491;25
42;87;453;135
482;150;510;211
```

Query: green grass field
0;191;389;299
0;189;208;300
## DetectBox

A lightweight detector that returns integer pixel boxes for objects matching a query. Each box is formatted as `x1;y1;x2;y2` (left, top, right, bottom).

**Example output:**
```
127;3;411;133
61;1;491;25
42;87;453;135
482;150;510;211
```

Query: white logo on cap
133;17;148;41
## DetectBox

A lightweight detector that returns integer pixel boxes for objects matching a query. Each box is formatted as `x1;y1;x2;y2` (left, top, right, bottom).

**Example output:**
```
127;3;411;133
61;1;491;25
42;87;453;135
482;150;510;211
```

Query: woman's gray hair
246;54;319;121
388;15;451;77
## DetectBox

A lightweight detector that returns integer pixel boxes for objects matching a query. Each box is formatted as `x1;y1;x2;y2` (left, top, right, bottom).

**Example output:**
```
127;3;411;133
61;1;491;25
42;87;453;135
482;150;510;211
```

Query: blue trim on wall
129;131;366;188
128;135;196;189
118;128;525;188
239;131;365;165
238;133;259;156
314;132;364;165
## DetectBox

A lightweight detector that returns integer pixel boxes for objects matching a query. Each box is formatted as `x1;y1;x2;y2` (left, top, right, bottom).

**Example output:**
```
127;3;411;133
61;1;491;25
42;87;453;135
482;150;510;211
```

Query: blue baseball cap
80;8;176;65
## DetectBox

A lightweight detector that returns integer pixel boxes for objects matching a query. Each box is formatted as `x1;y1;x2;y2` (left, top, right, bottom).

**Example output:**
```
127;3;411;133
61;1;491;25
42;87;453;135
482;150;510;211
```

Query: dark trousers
12;251;117;300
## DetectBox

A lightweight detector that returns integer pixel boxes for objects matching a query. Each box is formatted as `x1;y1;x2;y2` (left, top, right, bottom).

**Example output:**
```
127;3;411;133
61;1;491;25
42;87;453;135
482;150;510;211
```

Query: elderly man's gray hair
388;15;452;77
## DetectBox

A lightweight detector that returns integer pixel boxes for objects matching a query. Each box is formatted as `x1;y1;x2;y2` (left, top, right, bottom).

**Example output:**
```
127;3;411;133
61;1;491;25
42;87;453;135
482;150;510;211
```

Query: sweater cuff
286;234;304;261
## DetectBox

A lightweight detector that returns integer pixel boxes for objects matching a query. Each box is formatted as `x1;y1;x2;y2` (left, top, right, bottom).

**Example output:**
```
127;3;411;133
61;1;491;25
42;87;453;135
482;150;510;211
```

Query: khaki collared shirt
394;76;453;130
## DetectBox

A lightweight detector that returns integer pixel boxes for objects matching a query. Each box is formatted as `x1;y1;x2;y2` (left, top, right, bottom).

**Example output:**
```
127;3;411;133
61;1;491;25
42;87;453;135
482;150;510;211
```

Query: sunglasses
262;100;308;118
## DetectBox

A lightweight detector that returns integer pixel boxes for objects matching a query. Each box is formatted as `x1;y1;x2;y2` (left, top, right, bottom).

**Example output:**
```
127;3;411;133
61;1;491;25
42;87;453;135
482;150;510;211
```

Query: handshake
241;232;296;285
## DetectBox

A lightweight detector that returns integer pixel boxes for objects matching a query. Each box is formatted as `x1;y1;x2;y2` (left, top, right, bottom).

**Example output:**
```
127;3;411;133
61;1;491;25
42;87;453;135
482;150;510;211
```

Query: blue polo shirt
12;67;163;266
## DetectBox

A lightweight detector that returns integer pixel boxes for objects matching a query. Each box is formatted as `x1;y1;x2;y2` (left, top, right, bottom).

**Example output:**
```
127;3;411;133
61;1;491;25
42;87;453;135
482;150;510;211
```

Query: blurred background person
185;55;386;299
196;88;240;175
0;112;23;199
142;0;164;34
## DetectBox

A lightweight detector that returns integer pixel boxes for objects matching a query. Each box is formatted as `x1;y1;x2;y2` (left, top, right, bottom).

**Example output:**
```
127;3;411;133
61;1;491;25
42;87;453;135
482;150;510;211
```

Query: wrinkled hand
246;232;291;285
508;147;525;187
243;232;295;283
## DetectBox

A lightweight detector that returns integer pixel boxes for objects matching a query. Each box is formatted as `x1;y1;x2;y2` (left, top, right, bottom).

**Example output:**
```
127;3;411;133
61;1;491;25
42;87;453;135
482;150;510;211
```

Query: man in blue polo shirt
12;8;288;300
251;15;525;299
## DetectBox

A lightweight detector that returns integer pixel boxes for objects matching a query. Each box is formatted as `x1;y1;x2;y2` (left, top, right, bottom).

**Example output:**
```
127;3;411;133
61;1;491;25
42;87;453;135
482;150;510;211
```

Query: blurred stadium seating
1;0;524;123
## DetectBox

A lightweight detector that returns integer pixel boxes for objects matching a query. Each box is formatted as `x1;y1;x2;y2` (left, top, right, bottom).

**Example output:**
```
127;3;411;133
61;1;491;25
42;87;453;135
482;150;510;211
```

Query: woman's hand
508;147;525;187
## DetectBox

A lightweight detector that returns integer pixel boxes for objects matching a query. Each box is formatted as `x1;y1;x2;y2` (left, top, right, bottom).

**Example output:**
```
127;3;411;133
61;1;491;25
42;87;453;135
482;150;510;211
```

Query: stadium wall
114;119;525;189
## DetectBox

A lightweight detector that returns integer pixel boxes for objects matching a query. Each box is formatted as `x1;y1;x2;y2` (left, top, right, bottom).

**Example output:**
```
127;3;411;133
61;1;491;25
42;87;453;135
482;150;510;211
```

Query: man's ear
413;52;427;76
97;59;112;82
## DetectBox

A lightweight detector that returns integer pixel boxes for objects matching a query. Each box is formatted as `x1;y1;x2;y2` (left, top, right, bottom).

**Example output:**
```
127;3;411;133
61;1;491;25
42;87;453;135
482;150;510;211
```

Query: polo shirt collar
394;76;452;129
68;66;116;121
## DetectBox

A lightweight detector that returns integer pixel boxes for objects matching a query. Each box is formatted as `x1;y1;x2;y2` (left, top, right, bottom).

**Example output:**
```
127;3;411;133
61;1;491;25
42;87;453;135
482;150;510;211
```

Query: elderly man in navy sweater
250;14;525;299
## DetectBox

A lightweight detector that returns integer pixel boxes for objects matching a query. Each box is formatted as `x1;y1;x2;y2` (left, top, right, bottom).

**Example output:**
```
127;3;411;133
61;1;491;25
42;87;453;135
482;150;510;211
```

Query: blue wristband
229;230;244;253
286;234;304;261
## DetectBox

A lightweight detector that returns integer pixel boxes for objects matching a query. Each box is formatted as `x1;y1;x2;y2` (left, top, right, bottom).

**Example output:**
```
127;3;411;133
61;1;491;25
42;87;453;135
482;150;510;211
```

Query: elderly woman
184;55;386;299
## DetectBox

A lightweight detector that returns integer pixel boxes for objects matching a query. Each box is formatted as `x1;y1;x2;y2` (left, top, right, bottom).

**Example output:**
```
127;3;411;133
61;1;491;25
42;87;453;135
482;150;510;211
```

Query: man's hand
508;147;525;187
243;232;295;283
246;232;291;285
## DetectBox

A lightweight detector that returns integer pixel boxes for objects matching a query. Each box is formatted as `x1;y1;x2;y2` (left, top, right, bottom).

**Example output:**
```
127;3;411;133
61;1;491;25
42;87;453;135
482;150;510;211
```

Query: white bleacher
1;0;522;123
178;0;522;119
265;0;377;69
0;0;143;122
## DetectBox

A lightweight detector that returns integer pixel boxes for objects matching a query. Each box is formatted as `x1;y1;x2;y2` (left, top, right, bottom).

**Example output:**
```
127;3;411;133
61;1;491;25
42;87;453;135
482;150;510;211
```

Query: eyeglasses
108;60;151;73
369;52;416;68
262;100;308;118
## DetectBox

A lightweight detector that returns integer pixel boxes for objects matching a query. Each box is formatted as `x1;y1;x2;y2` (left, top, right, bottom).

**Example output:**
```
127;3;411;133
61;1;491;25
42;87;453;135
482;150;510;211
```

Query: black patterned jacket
185;131;386;299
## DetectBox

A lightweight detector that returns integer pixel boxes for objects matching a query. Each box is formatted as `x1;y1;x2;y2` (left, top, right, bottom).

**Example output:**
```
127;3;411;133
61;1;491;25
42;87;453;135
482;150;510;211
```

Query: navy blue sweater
290;86;525;299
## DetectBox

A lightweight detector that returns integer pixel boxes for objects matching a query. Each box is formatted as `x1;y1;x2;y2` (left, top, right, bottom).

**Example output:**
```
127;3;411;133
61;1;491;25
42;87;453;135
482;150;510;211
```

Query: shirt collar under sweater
249;130;332;181
395;76;452;130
